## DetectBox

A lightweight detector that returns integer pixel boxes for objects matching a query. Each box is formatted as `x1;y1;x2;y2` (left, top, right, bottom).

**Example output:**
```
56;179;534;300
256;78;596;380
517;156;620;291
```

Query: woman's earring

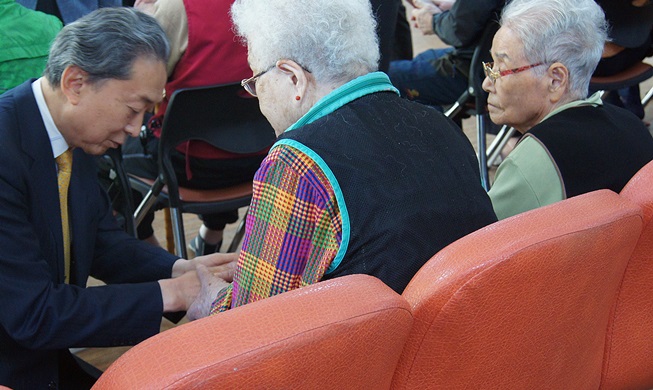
295;95;301;101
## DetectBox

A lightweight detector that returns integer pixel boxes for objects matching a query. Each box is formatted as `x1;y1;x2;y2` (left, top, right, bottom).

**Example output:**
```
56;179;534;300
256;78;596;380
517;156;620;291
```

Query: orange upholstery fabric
392;190;642;390
92;274;412;390
602;161;653;390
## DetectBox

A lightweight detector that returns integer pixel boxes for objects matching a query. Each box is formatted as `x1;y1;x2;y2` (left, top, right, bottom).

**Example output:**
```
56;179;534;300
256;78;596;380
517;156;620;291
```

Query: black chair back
158;83;277;209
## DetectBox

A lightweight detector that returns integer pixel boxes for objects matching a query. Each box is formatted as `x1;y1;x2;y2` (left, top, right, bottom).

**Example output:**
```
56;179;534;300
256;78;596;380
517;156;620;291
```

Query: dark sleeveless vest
527;104;653;198
151;0;252;160
277;91;497;293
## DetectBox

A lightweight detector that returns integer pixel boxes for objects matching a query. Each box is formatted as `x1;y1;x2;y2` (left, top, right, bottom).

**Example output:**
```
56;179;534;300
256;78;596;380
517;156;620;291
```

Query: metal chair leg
134;175;165;227
477;114;491;191
486;125;516;168
170;207;187;258
642;85;653;108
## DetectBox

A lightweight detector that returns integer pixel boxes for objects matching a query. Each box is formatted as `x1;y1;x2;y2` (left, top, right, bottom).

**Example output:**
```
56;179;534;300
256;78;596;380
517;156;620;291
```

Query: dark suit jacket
0;80;180;389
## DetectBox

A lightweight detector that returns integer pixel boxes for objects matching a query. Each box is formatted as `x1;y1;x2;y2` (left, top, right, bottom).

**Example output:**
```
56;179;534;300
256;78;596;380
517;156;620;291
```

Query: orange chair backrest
92;274;412;390
392;190;642;390
601;161;653;389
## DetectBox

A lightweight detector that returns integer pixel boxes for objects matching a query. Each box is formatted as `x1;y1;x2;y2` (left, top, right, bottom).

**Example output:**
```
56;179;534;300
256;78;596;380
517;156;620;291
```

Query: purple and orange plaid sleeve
210;144;342;314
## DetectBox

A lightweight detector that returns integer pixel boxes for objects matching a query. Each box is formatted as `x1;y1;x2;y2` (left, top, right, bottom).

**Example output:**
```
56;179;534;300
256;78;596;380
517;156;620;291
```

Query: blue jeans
388;47;469;110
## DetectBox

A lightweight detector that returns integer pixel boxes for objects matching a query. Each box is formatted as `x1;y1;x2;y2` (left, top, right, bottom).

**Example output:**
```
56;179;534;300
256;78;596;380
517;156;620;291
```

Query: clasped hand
408;0;455;35
160;252;238;317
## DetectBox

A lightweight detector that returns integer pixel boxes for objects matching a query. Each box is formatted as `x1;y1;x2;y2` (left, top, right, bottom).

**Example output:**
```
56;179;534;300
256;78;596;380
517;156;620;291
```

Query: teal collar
285;71;399;132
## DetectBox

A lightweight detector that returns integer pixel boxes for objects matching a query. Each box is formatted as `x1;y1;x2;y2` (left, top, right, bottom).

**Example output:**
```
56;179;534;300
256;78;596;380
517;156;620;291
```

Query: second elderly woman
485;0;653;220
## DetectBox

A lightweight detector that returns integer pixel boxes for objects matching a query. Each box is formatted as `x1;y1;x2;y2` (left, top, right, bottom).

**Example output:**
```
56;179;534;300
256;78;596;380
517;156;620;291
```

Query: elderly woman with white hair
484;0;653;220
187;0;497;318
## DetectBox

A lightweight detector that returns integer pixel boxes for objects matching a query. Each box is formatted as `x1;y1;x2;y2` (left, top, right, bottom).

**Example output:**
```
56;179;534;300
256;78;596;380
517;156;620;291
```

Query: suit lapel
14;80;67;283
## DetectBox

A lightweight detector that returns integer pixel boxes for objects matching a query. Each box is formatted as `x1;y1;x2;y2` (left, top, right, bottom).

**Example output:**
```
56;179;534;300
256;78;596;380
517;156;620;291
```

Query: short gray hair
230;0;380;85
500;0;608;100
44;7;169;87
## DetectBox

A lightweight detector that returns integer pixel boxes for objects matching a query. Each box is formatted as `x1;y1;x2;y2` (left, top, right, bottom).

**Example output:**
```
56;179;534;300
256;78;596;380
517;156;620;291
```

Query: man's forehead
113;79;161;104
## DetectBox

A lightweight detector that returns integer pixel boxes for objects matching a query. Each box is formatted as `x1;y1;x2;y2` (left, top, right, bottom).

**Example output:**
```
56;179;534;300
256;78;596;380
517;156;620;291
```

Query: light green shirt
0;0;62;94
488;92;603;220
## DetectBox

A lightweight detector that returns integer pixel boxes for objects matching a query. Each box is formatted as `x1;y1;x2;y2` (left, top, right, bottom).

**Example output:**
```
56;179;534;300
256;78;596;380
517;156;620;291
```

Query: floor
78;1;653;372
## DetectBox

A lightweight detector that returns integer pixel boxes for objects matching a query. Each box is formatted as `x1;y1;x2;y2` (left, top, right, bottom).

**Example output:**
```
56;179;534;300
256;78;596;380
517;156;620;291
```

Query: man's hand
161;253;237;314
194;252;238;282
171;252;239;280
411;0;444;36
158;270;201;313
187;264;230;320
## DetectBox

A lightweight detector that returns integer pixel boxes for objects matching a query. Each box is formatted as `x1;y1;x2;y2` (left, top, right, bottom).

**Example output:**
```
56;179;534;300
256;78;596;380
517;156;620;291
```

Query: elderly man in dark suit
0;7;229;389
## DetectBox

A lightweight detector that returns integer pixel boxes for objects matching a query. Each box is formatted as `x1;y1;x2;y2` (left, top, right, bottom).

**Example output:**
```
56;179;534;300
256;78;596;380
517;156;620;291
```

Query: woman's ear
547;62;569;102
60;65;87;105
276;59;310;100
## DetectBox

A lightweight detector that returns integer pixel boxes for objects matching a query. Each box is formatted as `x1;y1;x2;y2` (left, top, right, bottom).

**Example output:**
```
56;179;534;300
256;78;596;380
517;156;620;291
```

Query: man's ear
547;62;569;102
276;59;310;98
60;65;87;105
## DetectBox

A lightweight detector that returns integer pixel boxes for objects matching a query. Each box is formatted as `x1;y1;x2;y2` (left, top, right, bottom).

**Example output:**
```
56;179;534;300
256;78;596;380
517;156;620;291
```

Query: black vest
278;92;497;293
527;104;653;198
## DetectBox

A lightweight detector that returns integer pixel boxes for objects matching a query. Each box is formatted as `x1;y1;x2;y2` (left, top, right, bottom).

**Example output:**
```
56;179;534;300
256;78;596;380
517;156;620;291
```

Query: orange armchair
90;185;649;389
601;161;653;390
392;190;642;390
92;274;412;389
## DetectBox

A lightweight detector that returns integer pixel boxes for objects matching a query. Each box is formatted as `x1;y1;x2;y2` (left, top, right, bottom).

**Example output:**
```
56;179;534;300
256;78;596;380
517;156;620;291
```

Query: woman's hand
186;264;230;320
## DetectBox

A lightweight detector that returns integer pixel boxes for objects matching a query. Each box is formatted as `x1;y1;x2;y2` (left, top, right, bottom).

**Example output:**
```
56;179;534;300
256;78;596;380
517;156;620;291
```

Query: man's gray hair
44;7;170;87
230;0;380;85
500;0;608;100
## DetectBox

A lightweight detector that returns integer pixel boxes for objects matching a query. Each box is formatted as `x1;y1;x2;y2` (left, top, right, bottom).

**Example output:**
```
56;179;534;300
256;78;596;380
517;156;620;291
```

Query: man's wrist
159;278;183;312
171;258;190;278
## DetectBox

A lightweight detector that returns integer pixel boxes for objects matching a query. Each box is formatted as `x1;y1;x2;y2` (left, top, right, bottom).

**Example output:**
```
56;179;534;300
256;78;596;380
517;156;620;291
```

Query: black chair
130;82;277;258
590;61;653;95
444;20;500;191
589;60;653;109
96;147;137;237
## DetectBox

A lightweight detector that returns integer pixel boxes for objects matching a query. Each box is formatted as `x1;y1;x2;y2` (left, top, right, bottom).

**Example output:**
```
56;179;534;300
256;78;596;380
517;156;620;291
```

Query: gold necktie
56;149;73;283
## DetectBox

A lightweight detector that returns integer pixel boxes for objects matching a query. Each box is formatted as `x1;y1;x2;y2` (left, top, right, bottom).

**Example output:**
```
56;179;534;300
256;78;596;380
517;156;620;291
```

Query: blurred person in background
15;0;121;24
0;0;62;94
387;0;505;112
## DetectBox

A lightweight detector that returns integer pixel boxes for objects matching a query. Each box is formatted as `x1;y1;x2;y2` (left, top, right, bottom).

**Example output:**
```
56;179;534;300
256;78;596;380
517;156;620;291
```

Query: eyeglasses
241;65;275;97
482;61;544;84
